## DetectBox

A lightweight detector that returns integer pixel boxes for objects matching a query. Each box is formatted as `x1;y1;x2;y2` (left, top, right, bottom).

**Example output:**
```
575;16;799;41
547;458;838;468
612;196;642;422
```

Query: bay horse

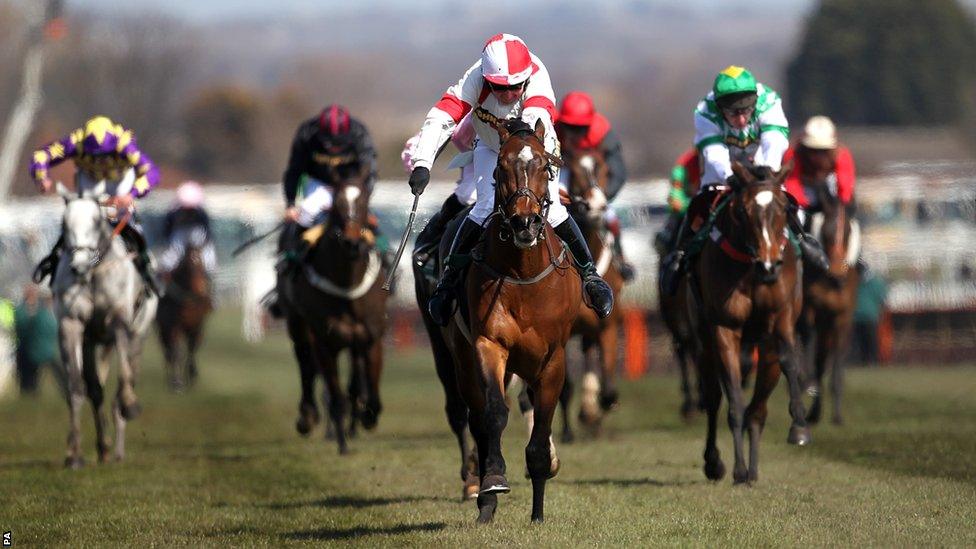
658;265;701;420
156;228;213;392
279;166;387;454
799;181;860;425
53;182;157;467
561;146;624;439
688;162;811;484
445;118;579;523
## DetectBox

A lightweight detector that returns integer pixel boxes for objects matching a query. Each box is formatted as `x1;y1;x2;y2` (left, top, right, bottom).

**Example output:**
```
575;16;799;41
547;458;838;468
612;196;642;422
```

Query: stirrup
427;285;458;327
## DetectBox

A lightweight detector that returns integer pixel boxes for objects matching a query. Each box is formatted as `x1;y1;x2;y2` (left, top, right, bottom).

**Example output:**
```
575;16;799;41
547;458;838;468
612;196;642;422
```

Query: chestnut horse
445;119;579;523
279;167;387;454
156;231;212;392
799;181;860;425
561;146;624;439
688;162;811;484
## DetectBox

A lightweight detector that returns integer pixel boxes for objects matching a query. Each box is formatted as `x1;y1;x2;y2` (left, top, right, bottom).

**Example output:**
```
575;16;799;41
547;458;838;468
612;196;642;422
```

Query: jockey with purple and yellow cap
30;115;163;296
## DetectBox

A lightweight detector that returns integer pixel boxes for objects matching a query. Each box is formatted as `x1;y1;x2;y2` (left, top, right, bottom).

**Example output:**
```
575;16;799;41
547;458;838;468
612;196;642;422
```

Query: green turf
1;308;975;546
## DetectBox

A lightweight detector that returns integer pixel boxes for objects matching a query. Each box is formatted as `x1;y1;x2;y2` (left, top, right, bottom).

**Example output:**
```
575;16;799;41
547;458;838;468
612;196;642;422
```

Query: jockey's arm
120;134;160;198
754;98;789;172
694;109;733;186
518;61;559;156
352;121;379;188
411;62;482;170
283;129;311;207
668;163;691;214
29;132;80;192
601;129;627;201
835;147;856;204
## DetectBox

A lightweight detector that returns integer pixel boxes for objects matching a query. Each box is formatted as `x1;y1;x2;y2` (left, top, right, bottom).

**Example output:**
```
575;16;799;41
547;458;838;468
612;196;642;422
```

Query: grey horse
53;182;157;468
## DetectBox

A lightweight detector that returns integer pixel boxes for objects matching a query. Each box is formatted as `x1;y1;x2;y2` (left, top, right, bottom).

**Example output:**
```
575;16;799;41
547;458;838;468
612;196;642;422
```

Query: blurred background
1;0;975;394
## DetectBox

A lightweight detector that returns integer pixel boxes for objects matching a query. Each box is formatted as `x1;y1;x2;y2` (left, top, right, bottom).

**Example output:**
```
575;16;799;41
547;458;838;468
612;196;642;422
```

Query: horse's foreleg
82;342;109;463
578;337;601;427
347;350;363;438
286;316;319;436
778;320;811;446
745;337;782;483
558;373;574;443
526;355;565;523
700;349;725;481
714;325;748;484
185;325;202;386
456;348;495;522
60;320;86;469
362;340;383;430
598;319;620;413
113;326;141;421
677;343;697;420
314;342;347;454
473;337;510;516
830;318;851;425
807;317;831;425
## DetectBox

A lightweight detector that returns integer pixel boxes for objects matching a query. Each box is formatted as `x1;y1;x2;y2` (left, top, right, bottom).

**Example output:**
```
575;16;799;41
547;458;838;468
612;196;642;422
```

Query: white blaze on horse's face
343;186;361;221
755;190;773;207
753;190;775;268
64;198;103;275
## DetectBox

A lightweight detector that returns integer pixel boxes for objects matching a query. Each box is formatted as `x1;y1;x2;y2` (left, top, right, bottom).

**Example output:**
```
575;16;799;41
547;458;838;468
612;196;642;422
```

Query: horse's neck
311;237;369;285
484;223;557;278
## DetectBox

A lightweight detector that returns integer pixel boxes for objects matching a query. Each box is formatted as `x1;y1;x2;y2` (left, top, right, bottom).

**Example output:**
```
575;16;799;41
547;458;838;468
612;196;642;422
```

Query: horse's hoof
295;417;313;437
680;402;698;422
748;470;758;483
599;390;619;411
98;450;111;464
531;515;545;524
480;474;510;495
561;430;575;444
831;416;844;426
476;508;494;524
732;468;750;485
788;425;812;446
360;409;379;430
338;443;350;456
120;401;142;421
64;456;85;469
704;459;725;481
549;456;561;479
463;481;480;501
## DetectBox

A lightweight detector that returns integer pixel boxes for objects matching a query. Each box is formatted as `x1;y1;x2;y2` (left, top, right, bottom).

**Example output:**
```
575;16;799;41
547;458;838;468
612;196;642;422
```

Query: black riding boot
33;235;64;286
660;213;692;297
414;194;467;264
427;217;483;327
120;223;163;297
554;216;614;319
787;203;831;274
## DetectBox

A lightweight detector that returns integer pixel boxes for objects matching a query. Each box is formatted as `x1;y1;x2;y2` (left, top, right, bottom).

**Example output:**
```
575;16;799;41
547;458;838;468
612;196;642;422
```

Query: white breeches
466;142;568;227
77;168;135;197
297;177;333;227
158;239;218;274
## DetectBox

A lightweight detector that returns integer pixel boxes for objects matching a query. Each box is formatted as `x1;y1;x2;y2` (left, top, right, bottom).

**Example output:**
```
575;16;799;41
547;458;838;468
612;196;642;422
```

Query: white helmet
802;116;838;150
481;33;536;86
176;180;205;208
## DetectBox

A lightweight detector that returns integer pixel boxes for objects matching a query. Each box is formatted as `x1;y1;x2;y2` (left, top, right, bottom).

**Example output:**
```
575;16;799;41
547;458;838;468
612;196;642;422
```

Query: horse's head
326;163;372;258
58;181;111;278
494;118;563;249
565;148;610;224
809;178;850;279
729;162;792;284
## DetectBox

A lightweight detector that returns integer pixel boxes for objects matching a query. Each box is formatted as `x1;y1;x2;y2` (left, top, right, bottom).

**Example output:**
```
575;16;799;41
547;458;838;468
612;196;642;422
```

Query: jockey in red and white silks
409;33;566;228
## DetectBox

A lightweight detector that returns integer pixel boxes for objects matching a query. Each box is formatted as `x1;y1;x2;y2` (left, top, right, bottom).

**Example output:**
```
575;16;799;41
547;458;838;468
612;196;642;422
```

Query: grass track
2;309;975;546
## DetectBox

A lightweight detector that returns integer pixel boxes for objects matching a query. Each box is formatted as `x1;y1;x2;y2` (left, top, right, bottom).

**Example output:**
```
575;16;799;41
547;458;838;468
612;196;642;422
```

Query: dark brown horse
156;234;213;392
659;266;701;420
688;162;811;484
445;119;579;523
561;146;624;439
412;211;481;500
280;167;387;454
799;181;860;425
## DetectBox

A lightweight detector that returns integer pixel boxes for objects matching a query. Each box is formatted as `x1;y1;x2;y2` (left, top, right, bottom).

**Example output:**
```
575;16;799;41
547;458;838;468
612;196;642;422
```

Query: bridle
491;128;554;245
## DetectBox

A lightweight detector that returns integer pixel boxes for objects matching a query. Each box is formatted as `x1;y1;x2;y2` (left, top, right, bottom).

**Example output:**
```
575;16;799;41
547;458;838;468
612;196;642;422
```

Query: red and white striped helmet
481;33;537;86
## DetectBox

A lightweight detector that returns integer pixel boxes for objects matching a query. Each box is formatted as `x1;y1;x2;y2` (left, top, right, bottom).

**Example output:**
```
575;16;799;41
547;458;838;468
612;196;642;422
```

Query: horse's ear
55;181;73;202
534;118;546;142
730;161;755;186
496;122;511;144
776;159;795;183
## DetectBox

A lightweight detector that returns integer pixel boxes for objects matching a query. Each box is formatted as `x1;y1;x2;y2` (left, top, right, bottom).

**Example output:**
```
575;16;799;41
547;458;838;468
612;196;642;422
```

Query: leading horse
53;182;157;467
799;181;860;425
688;163;810;484
279;166;388;454
445;119;580;523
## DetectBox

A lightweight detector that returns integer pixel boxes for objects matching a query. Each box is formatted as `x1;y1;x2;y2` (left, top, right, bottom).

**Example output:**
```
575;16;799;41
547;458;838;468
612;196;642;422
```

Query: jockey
406;33;614;326
654;147;701;253
401;111;478;259
279;104;378;261
782;116;856;219
158;181;217;278
554;91;635;281
659;66;830;295
30;115;163;296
